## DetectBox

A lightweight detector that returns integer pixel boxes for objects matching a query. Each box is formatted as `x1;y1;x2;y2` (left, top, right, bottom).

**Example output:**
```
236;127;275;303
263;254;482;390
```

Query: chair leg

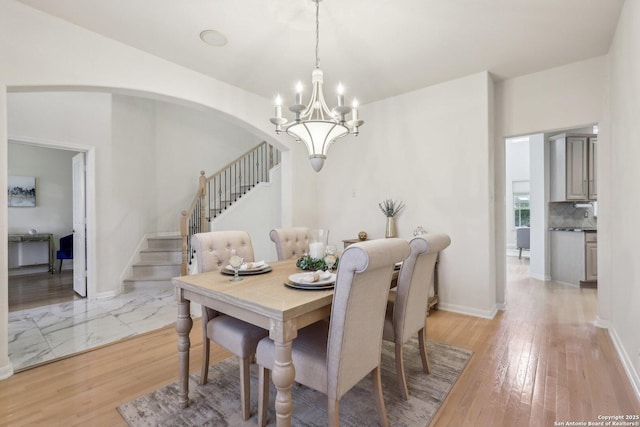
328;398;340;427
519;247;523;259
394;343;409;400
418;327;430;374
200;338;210;385
239;356;251;421
58;259;63;274
258;366;270;427
371;366;389;427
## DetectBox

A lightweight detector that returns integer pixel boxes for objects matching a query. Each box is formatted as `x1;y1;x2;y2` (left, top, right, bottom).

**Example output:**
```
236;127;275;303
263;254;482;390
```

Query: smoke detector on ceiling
200;30;228;47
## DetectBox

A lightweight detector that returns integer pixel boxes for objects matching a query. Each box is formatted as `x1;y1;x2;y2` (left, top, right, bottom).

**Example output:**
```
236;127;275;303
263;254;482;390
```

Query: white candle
352;98;359;121
275;94;282;118
309;242;325;259
337;83;345;107
295;81;303;105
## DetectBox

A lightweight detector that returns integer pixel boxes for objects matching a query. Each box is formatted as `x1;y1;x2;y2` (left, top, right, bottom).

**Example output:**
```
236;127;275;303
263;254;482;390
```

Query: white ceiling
17;0;624;105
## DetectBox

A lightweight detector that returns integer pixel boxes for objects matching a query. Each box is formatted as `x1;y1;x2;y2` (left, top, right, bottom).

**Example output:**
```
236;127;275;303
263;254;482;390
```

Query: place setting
286;243;338;290
219;248;272;281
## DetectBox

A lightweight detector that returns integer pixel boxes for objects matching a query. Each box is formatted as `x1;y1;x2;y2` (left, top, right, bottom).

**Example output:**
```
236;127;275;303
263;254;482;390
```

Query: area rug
117;339;472;427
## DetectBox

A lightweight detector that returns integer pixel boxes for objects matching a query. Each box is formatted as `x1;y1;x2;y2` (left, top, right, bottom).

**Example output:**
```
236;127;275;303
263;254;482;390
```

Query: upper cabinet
588;137;597;200
549;133;597;202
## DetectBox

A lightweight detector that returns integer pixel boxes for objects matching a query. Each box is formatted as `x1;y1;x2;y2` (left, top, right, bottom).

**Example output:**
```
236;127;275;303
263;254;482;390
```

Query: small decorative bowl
358;231;368;241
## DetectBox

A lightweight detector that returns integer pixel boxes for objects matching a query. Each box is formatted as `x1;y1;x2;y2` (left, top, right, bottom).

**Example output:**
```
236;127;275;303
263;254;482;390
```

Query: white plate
284;281;334;291
288;272;336;286
225;262;269;272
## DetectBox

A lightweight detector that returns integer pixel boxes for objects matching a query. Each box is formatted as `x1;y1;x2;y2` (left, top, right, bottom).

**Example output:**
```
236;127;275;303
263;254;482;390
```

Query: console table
8;233;54;273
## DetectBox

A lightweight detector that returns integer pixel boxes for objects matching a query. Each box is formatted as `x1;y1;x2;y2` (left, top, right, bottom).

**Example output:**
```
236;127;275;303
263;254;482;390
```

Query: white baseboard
608;326;640;404
594;316;609;329
496;302;507;311
119;235;147;284
0;361;14;380
552;279;580;288
95;290;120;300
437;302;498;319
529;273;551;281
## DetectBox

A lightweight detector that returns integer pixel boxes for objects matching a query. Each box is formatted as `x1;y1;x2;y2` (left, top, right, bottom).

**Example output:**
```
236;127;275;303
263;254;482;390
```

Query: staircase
180;141;281;275
123;236;182;288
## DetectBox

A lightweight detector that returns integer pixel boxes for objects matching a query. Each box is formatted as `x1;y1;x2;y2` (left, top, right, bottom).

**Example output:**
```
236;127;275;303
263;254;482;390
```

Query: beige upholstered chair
191;230;268;420
269;227;309;260
256;238;410;427
383;233;451;400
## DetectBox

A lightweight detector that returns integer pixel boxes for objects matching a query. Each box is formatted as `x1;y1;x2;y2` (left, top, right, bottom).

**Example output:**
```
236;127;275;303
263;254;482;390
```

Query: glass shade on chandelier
269;0;364;172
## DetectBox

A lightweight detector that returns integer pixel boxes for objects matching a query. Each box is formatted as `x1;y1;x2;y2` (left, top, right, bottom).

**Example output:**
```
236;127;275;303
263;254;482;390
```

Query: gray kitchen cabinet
588;137;597;200
549;133;597;201
585;232;598;282
550;230;584;285
550;230;597;287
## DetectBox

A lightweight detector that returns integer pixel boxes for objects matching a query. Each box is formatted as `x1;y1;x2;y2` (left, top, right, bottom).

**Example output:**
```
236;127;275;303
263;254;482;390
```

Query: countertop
549;227;597;232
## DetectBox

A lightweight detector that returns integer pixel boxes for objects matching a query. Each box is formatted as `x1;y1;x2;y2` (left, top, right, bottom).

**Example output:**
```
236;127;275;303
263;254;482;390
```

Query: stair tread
134;260;181;267
141;248;181;253
123;276;175;282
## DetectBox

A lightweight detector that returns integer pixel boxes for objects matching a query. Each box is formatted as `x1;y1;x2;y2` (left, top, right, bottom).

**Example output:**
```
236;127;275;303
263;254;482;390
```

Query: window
514;194;530;227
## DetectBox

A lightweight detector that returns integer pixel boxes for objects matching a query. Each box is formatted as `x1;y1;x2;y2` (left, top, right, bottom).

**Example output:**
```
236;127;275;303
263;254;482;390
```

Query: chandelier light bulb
275;94;282;106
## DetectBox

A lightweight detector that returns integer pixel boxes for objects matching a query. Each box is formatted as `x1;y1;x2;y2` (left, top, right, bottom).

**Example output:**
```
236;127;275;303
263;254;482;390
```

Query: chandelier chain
315;0;320;69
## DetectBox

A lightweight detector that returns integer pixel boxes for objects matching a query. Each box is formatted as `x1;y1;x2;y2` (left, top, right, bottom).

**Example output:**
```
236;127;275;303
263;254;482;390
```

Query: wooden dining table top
173;259;336;324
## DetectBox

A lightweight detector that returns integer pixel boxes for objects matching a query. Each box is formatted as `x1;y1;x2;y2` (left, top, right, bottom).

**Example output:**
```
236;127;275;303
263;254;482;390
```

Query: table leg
176;293;193;409
270;320;297;427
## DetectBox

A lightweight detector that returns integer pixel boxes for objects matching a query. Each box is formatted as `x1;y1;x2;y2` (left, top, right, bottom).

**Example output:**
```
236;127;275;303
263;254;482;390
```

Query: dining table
173;258;336;427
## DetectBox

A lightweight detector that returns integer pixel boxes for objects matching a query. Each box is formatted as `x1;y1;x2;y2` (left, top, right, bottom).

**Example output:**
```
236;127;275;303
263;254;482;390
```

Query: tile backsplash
548;202;597;228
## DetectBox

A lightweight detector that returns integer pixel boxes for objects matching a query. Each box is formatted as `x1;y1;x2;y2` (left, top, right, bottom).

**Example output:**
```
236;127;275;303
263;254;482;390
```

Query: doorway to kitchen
504;125;599;287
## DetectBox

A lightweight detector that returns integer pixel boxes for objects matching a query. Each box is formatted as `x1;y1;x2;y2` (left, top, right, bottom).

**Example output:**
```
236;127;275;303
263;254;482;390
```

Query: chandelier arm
316;86;334;119
300;81;319;119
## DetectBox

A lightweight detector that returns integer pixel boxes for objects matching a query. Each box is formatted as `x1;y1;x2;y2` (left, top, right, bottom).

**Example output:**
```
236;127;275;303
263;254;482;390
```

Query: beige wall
1;85;10;379
608;0;640;396
317;72;498;317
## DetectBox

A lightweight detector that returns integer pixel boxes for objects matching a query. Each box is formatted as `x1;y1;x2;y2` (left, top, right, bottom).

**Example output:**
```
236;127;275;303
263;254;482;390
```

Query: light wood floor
1;257;638;426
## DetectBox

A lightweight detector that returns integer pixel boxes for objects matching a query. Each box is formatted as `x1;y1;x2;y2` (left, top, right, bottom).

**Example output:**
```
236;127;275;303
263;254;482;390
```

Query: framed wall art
8;175;36;207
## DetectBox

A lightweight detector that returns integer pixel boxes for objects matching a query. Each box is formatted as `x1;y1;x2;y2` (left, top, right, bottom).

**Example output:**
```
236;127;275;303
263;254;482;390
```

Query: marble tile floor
8;282;202;372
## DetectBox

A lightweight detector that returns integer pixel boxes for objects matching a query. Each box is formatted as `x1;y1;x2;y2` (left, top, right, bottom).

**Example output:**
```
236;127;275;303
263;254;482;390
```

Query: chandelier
269;0;364;172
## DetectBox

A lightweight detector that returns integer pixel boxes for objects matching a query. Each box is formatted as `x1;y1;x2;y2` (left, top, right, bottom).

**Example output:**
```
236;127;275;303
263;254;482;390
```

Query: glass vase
308;229;329;259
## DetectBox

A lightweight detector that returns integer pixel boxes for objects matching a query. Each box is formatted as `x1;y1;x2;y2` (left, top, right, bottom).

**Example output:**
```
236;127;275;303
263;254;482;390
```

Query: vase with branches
378;199;405;237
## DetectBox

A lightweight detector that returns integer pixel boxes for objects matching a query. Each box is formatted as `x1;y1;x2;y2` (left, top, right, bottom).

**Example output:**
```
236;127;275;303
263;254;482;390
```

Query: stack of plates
221;262;272;276
285;272;336;290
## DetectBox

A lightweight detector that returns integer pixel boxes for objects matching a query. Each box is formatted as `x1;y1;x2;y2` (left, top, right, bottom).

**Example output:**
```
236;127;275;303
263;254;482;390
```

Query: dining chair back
383;233;451;400
191;230;267;421
256;238;410;427
192;230;255;272
269;227;309;260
